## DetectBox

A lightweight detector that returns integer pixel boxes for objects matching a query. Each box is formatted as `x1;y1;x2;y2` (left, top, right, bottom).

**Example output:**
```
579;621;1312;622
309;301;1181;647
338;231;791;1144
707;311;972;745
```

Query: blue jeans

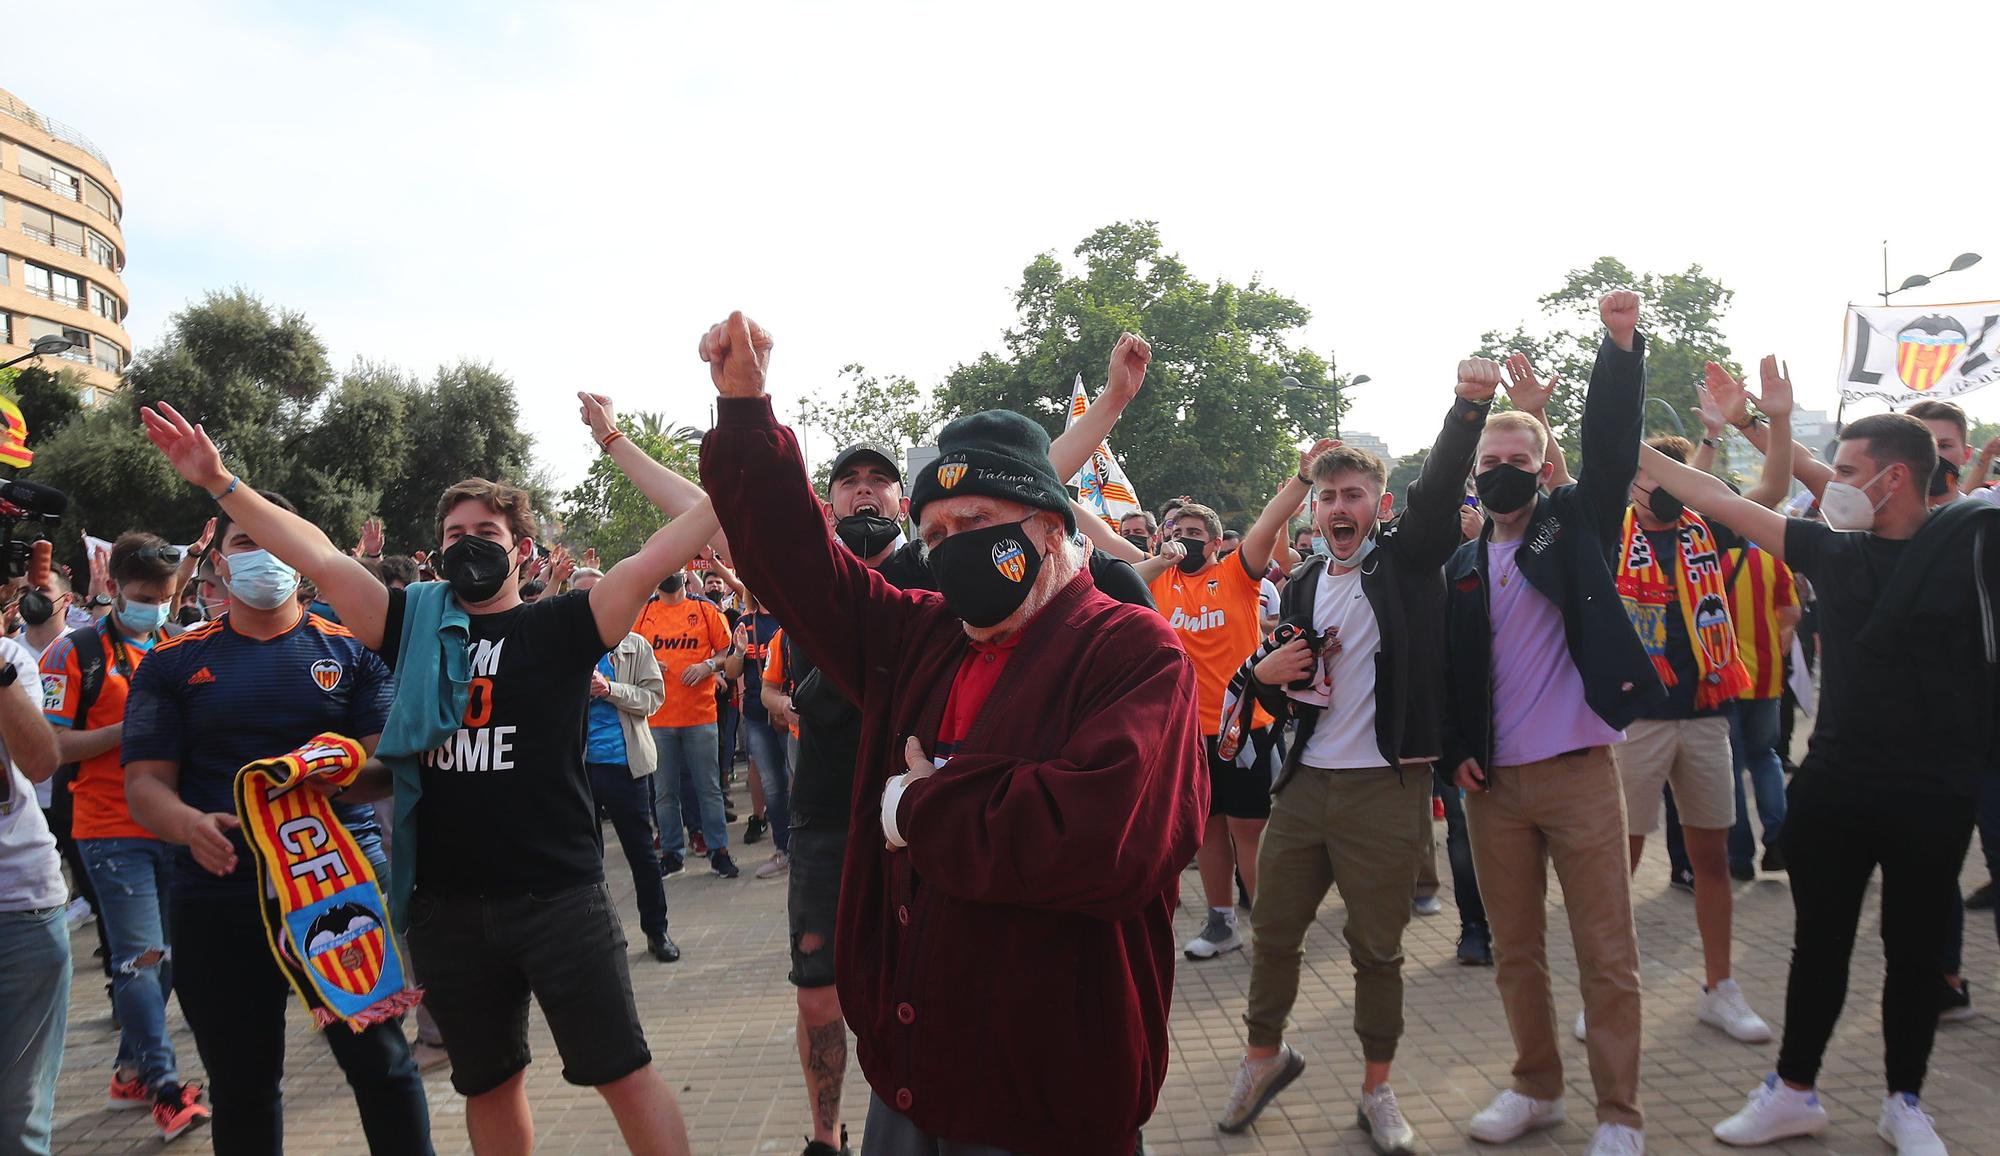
0;905;70;1156
654;723;727;857
745;717;792;854
1727;697;1788;868
79;837;180;1092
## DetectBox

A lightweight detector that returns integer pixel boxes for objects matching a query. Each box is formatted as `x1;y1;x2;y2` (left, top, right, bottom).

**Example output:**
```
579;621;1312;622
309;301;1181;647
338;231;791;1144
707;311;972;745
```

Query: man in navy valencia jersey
123;492;432;1156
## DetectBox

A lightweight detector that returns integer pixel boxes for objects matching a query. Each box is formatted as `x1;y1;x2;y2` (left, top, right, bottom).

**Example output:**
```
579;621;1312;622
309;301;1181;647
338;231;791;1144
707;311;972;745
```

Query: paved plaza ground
46;789;2000;1155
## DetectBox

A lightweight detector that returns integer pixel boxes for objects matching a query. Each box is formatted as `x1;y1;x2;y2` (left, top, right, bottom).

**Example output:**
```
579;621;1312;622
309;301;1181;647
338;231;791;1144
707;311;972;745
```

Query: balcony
20;224;84;257
58;347;90;366
24;284;86;310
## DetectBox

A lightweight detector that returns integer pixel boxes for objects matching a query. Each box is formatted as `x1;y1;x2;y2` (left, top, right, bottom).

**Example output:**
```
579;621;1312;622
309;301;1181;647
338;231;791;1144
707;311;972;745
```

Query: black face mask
1474;464;1540;515
926;520;1044;628
1121;533;1153;556
834;513;901;559
439;536;516;605
16;591;54;627
658;574;685;596
1175;544;1210;574
1931;454;1961;498
1646;487;1685;523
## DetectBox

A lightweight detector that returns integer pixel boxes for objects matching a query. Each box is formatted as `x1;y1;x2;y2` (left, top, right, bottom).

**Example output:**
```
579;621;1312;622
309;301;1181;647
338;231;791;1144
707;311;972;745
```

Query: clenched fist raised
1456;358;1502;403
698;311;775;399
1599;291;1641;352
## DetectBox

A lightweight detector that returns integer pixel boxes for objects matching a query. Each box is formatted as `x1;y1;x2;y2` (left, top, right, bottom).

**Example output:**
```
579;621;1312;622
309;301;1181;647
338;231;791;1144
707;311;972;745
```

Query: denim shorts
405;881;649;1096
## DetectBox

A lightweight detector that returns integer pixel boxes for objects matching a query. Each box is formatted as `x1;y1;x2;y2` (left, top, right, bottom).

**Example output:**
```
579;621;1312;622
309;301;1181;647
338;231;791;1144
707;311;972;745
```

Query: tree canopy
558;416;702;562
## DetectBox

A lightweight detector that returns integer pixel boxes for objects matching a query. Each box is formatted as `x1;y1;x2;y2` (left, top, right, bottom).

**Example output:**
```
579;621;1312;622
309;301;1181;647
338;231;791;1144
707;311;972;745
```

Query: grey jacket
604;631;664;777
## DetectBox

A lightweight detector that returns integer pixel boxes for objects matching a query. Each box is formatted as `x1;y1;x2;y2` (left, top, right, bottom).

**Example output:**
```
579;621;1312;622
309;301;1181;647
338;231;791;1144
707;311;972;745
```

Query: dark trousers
587;761;670;940
1774;773;1975;1096
170;889;432;1155
718;700;741;782
1433;764;1484;928
1942;773;2000;974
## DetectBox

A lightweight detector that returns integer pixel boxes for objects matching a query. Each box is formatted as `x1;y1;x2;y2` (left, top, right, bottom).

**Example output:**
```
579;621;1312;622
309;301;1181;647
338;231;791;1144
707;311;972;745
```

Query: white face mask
1820;465;1895;532
1329;530;1378;569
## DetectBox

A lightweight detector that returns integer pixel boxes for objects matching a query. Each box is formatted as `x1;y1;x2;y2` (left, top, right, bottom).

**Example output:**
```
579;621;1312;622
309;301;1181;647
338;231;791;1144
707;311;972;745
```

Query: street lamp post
0;335;77;372
1280;373;1371;439
1645;397;1686;439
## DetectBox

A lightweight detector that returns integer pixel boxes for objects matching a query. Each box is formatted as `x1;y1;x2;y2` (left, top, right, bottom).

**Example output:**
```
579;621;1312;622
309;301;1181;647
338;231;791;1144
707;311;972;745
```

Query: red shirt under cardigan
702;397;1208;1155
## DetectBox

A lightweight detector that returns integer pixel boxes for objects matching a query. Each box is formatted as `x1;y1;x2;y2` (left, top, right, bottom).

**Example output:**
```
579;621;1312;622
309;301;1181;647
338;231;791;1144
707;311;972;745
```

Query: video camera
0;479;67;579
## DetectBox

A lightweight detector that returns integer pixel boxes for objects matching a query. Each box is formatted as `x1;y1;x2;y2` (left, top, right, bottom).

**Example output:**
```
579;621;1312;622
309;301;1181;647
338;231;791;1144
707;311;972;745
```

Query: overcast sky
10;0;2000;490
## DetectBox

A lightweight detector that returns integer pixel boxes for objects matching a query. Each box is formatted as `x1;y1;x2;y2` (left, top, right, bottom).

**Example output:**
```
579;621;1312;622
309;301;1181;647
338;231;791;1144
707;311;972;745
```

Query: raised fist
1104;332;1152;407
698;311;774;399
1599;291;1641;350
579;392;618;443
1456;358;1503;403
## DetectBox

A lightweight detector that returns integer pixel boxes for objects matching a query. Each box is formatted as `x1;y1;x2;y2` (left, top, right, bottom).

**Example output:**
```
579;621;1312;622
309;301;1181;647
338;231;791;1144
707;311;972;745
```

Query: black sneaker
1761;843;1788;873
744;815;769;845
1729;860;1757;882
801;1125;851;1156
1941;979;1975;1023
659;853;685;879
647;934;681;963
1670;866;1696;893
1456;923;1494;966
1968;881;1996;911
711;849;741;879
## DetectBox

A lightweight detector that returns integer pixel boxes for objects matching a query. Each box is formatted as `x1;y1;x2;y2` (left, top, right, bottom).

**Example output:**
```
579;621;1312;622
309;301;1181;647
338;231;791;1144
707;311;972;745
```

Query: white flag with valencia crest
1062;375;1144;523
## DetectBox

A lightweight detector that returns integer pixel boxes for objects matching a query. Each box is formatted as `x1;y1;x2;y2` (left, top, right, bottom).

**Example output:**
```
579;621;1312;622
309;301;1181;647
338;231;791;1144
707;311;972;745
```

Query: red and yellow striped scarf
1617;508;1751;710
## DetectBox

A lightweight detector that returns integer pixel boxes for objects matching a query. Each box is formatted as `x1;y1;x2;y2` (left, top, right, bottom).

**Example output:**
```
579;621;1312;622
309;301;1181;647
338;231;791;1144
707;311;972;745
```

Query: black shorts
787;814;848;989
1206;731;1275;820
405;881;650;1096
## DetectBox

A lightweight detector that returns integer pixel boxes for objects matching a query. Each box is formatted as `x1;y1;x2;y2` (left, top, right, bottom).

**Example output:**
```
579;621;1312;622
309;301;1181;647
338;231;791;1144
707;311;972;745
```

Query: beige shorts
1614;716;1736;834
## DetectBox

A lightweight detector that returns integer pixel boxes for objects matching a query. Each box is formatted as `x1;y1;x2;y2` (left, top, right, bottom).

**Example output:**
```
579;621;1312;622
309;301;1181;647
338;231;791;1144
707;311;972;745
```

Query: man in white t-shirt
1213;364;1497;1154
0;633;69;1156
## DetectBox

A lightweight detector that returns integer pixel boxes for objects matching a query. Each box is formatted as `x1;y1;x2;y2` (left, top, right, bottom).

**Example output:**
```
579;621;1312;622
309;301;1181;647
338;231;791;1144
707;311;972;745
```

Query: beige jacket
603;632;664;778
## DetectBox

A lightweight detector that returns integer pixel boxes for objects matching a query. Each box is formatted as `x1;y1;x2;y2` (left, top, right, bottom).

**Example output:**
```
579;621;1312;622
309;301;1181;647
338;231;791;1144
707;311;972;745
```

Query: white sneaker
1586;1122;1644;1155
1216;1044;1304;1133
1184;910;1242;960
64;897;92;931
1574;1009;1589;1041
1468;1090;1566;1143
1699;978;1774;1043
1357;1084;1417;1155
754;851;790;879
1878;1093;1947;1155
1713;1074;1830;1145
1413;894;1444;917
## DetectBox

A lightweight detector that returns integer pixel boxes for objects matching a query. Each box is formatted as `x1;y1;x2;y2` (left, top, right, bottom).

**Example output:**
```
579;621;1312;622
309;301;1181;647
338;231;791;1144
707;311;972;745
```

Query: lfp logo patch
310;660;343;693
937;462;967;489
992;539;1027;583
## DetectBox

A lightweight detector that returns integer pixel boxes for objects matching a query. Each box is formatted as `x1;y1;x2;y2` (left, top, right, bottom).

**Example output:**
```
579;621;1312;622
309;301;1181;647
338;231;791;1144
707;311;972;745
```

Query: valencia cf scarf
233;733;421;1032
1616;508;1751;711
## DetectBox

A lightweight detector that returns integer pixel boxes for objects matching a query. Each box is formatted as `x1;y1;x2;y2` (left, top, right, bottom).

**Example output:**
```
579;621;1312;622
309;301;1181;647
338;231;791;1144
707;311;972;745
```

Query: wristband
1295;472;1311;488
1701;437;1720;448
600;430;627;450
1731;413;1768;432
210;476;240;501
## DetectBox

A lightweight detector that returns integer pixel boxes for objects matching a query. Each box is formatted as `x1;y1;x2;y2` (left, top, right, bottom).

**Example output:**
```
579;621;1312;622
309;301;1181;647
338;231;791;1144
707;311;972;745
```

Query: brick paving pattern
47;785;2000;1154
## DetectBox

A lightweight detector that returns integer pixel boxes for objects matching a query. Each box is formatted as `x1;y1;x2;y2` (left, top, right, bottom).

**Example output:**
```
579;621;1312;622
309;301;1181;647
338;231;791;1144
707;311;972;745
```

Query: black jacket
1440;334;1666;775
1251;395;1491;789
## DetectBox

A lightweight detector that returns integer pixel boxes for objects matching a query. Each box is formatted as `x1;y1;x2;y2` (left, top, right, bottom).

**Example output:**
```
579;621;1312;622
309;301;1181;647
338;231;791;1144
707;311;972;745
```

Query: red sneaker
690;832;709;856
107;1072;149;1110
151;1083;211;1142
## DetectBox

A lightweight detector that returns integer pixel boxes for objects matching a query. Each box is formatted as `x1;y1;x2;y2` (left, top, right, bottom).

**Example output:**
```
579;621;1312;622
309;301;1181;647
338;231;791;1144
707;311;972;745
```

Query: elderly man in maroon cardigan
696;313;1206;1155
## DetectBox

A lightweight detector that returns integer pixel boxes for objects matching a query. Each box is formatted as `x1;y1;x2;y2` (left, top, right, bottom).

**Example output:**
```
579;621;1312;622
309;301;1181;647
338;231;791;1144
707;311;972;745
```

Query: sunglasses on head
134;545;185;566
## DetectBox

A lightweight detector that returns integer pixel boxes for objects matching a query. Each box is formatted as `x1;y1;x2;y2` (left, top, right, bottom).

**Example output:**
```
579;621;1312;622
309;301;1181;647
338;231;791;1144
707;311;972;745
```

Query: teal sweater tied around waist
376;581;470;927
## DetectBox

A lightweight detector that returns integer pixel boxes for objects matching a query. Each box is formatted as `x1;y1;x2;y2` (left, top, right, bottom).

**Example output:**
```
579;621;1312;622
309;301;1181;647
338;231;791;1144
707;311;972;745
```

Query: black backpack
50;620;172;780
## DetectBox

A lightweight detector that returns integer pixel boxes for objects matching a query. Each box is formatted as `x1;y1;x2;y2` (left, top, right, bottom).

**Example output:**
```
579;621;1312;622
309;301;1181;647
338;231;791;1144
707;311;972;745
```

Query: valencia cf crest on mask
992;539;1028;583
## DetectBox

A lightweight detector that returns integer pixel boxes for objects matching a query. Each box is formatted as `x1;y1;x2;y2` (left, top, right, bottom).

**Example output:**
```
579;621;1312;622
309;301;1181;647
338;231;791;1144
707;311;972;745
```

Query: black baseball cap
829;443;902;485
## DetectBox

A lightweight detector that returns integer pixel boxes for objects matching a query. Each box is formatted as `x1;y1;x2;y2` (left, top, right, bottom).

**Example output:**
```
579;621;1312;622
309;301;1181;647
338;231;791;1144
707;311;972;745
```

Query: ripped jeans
79;837;179;1093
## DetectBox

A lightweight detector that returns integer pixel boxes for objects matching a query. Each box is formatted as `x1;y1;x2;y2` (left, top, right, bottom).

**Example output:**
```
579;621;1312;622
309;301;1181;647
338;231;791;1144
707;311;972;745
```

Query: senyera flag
1838;301;2000;405
0;393;33;468
1062;375;1144;524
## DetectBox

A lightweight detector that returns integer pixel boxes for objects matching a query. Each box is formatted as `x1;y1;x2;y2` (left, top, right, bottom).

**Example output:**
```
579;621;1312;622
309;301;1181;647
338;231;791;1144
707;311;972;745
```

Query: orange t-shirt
762;628;800;739
1148;556;1272;736
40;629;155;841
633;596;732;728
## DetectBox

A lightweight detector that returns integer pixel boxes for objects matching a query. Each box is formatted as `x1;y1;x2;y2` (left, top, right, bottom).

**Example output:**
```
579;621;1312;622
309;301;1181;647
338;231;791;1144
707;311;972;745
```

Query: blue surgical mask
113;597;170;637
224;549;300;610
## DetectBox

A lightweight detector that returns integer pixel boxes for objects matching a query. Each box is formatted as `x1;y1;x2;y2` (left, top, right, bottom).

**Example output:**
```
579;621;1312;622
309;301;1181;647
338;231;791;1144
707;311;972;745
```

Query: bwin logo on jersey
1167;606;1227;632
992;540;1028;583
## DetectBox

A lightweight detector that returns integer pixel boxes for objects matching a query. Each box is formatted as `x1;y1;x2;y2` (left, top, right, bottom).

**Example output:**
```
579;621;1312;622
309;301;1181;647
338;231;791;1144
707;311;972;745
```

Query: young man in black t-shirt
143;402;700;1156
1636;367;1987;1155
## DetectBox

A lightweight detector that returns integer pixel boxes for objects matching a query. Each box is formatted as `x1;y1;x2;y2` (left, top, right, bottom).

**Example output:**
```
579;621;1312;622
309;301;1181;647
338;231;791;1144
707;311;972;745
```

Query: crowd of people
0;291;1994;1156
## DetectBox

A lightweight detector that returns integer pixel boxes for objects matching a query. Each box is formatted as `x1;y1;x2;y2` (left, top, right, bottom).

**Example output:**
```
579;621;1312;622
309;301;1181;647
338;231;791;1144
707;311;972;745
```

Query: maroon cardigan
702;398;1207;1154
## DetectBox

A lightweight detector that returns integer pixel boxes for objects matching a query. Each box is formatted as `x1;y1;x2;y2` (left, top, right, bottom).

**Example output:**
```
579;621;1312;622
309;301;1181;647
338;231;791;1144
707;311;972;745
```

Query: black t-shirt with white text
381;587;610;896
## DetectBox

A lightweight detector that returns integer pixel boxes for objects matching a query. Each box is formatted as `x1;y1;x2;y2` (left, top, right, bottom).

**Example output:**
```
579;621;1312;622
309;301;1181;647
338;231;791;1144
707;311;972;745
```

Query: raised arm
142;402;390;650
580;392;733;558
1243;439;1336;578
1641;445;1790;563
1503;353;1574;488
1574;291;1648;541
588;500;722;649
1397;362;1497;567
1072;499;1145;563
1048;334;1150;482
1737;357;1797;510
1704;362;1832;500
